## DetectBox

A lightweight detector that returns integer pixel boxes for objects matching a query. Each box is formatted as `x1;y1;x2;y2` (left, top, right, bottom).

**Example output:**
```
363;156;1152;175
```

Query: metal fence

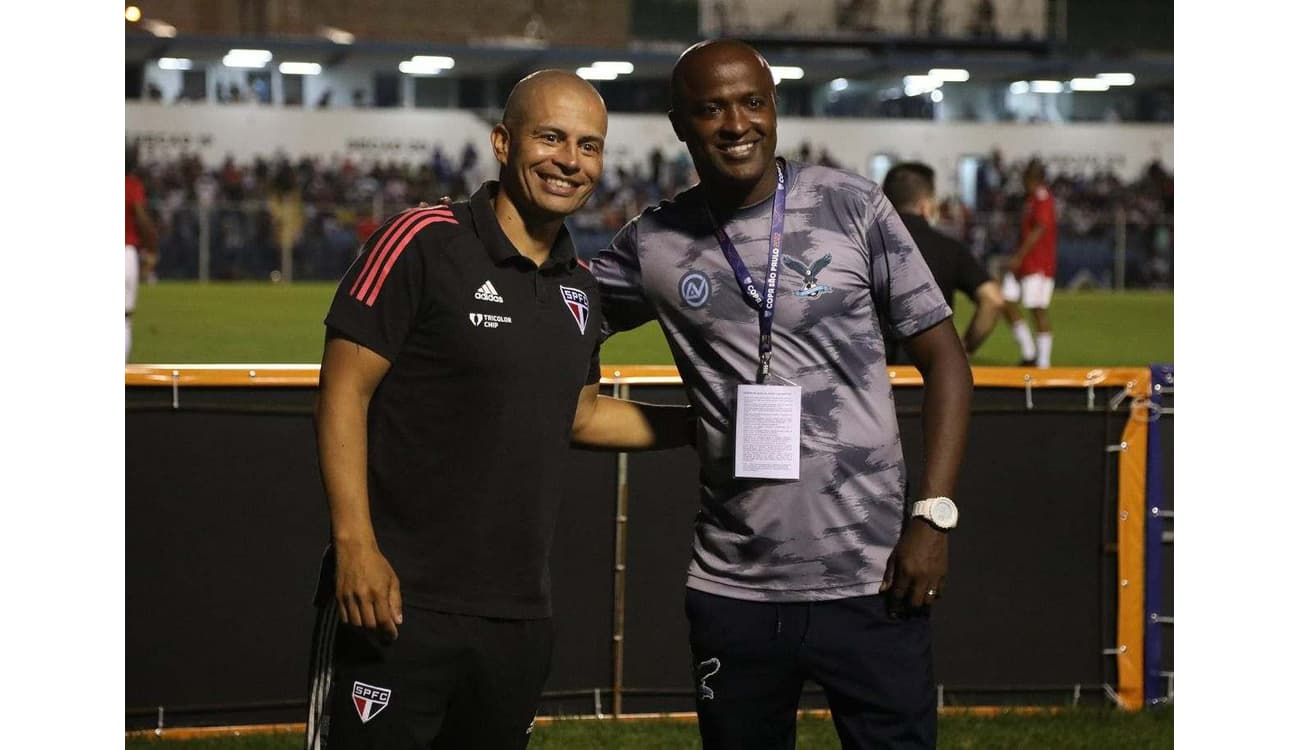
153;199;376;283
150;199;1173;290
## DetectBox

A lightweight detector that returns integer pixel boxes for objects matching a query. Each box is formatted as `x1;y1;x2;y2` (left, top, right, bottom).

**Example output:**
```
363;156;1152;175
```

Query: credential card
734;384;801;480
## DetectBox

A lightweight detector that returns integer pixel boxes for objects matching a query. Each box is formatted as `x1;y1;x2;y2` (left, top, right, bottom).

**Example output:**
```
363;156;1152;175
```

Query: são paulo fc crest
352;681;391;723
560;286;589;334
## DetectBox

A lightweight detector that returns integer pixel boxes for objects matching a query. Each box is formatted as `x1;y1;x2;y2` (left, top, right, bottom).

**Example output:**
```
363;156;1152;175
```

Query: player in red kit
1000;159;1056;367
125;145;156;361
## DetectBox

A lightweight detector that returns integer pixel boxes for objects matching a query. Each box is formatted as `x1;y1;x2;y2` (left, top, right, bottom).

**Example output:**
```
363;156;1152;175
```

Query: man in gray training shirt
591;40;973;749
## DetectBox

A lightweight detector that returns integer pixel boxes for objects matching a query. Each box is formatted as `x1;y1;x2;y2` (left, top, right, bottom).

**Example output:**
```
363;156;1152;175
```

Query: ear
490;123;510;167
668;109;686;143
923;196;940;223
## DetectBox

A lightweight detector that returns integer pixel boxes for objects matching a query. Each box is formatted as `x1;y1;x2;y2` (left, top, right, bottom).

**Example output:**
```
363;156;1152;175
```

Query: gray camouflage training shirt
591;160;951;601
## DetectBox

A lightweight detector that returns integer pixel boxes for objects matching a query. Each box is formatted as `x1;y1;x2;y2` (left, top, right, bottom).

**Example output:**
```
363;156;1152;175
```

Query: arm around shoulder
571;383;695;451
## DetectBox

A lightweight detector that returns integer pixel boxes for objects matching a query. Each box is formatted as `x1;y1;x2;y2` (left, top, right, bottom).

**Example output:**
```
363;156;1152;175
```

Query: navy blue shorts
304;600;552;750
686;589;936;749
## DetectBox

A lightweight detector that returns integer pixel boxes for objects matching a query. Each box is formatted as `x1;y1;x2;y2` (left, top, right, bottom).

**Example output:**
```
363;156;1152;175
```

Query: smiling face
492;73;607;223
670;41;779;206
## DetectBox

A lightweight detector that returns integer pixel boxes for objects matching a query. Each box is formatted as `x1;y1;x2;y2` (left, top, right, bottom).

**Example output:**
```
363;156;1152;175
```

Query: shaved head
670;39;772;110
502;69;604;133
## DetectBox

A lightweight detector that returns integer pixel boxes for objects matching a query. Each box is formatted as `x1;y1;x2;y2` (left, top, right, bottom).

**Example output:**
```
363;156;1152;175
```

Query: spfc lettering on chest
352;681;391;723
560;286;589;334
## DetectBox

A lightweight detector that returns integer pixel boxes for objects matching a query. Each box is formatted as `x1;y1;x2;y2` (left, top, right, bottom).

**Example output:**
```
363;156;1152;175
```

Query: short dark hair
1023;158;1046;183
882;162;935;212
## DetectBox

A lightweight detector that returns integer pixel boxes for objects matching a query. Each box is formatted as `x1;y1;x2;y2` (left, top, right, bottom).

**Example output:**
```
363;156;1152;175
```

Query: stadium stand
132;147;1172;287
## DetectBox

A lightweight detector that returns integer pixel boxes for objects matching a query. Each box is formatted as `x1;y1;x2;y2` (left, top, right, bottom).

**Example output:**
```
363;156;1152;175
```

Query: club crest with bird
784;253;834;298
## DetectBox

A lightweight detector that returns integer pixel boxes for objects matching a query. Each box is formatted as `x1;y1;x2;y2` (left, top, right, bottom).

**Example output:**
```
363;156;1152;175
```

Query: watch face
931;499;957;528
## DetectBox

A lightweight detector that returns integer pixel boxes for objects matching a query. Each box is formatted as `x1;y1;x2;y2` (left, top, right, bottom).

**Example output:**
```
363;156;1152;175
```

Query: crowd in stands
133;144;1172;287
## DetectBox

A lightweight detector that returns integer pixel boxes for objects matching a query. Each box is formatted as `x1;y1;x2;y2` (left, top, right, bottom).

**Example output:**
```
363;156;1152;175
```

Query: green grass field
129;282;1172;366
126;709;1173;749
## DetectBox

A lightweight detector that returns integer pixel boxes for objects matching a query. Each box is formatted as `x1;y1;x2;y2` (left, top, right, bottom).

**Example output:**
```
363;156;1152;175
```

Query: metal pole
198;205;211;283
1114;207;1126;290
611;382;631;718
280;213;293;283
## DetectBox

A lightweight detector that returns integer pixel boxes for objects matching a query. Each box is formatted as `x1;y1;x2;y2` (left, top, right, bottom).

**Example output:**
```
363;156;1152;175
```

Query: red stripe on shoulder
362;214;459;307
349;210;426;298
350;208;458;301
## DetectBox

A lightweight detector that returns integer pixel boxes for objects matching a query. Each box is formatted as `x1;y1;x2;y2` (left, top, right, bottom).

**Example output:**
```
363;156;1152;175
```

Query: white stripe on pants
305;600;340;750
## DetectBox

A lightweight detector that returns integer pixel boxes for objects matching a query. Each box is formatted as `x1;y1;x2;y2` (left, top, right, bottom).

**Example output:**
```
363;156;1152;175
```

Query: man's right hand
334;540;403;641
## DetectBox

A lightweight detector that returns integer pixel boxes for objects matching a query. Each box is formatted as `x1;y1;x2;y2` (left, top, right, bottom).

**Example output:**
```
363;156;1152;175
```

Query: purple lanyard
707;158;787;384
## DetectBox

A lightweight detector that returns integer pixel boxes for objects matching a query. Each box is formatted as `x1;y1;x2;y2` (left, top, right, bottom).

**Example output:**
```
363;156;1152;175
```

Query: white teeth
543;177;577;188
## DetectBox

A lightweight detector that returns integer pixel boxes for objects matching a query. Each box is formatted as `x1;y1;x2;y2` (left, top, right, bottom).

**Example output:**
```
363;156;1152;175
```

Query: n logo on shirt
679;271;711;308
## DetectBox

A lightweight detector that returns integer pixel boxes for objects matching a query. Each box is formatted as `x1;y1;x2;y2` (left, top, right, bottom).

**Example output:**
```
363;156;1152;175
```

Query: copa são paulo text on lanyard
705;157;802;480
706;157;789;385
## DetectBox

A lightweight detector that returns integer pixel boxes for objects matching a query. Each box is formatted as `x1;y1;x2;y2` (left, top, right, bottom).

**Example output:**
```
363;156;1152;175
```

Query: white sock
1013;321;1036;360
1036;333;1053;368
126;316;133;362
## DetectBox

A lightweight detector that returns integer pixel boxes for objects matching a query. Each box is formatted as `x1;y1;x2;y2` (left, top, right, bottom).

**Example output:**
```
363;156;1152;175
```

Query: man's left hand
880;518;949;614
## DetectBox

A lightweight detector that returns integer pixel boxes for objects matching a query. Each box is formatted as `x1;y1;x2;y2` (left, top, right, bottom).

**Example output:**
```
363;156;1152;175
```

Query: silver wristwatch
911;496;959;530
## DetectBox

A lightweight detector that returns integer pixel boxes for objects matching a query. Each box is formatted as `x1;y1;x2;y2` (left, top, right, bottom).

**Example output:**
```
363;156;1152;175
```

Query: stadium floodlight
143;19;177;37
223;49;273;68
903;74;942;96
125;5;142;22
1009;80;1030;94
1098;73;1136;86
399;60;444;76
1069;78;1110;91
412;55;455;70
576;66;620;80
591;61;634;75
280;62;323;76
930;90;944;102
770;66;804;84
320;26;355;45
830;77;849;92
1030;80;1064;94
158;57;193;71
928;68;970;82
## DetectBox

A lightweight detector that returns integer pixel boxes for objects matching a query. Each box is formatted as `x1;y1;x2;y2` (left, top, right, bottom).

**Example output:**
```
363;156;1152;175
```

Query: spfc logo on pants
352;681;391;723
560;286;589;334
